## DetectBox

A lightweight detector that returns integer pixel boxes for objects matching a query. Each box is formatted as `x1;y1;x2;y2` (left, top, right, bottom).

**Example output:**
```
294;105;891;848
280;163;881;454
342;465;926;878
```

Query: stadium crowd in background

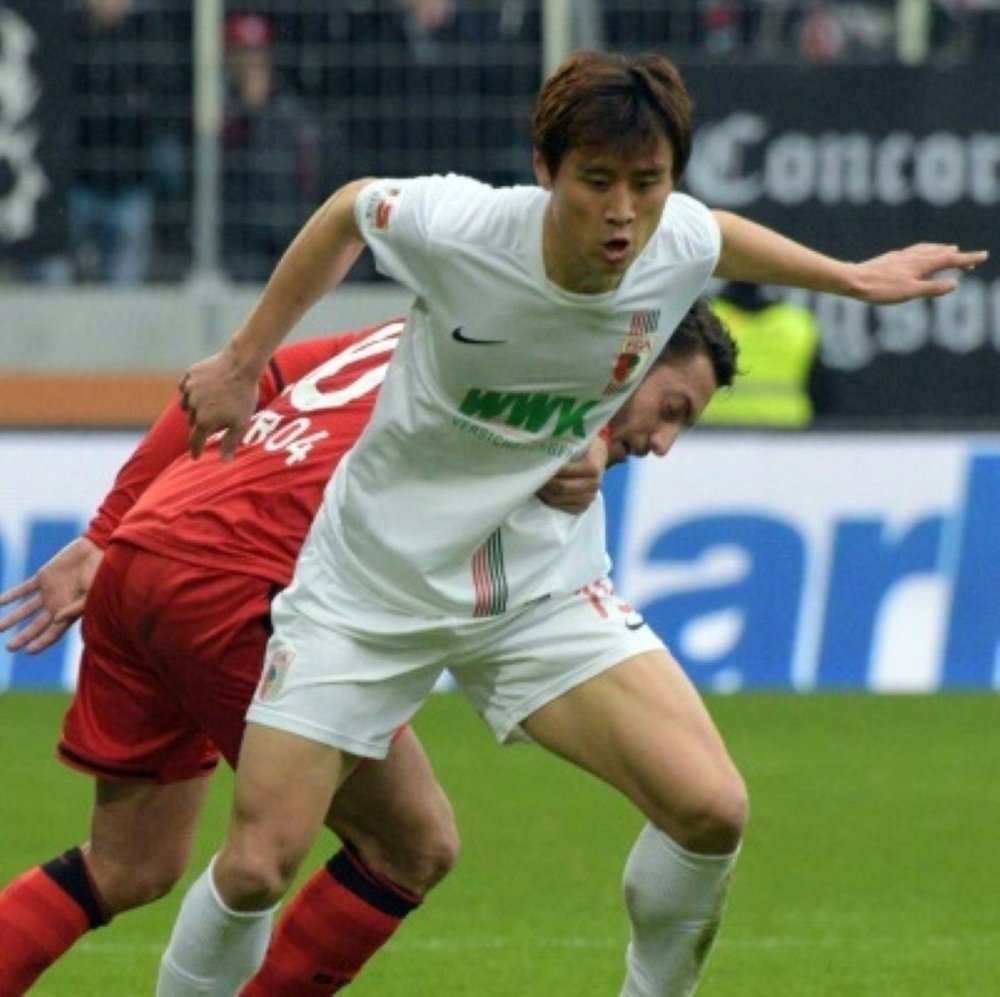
5;0;998;286
221;12;327;282
65;0;188;285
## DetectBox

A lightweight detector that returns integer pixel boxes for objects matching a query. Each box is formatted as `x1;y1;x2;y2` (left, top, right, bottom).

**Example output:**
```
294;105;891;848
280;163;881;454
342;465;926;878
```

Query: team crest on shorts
258;646;294;702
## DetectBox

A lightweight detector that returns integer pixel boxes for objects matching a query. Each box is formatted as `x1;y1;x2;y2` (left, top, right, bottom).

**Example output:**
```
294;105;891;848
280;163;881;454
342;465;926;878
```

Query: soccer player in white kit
163;50;988;995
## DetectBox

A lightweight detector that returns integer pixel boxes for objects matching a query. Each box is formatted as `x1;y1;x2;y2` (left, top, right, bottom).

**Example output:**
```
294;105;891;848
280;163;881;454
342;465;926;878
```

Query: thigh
327;726;456;887
87;776;212;907
521;647;742;839
226;722;353;875
138;564;276;769
114;187;154;238
108;188;153;283
453;578;663;744
67;187;98;240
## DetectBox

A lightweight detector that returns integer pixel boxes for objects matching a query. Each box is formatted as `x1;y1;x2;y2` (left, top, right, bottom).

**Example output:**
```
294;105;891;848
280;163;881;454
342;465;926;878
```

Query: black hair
657;297;739;389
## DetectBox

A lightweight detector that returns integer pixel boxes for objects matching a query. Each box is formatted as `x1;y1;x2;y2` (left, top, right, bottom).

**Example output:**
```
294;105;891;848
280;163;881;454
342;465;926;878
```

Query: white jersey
304;174;720;620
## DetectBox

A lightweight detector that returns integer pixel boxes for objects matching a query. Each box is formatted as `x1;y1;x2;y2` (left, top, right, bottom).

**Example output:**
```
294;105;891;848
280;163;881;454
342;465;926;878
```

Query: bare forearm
712;211;857;295
179;178;373;458
227;179;371;376
712;209;988;305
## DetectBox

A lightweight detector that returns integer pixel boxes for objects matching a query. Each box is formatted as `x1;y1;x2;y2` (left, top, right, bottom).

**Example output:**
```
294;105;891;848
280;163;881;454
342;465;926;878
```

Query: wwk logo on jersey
458;388;599;439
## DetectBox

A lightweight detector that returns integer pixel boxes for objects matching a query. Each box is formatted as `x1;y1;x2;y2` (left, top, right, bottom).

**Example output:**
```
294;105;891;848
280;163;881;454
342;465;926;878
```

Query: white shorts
247;576;664;759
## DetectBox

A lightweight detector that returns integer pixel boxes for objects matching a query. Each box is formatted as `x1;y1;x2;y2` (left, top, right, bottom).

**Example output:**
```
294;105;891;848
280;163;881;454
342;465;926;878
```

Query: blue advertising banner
608;432;999;691
1;430;997;692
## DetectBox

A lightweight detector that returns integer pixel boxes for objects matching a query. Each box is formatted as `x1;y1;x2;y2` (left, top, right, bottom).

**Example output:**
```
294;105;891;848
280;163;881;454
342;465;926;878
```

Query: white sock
619;824;739;997
157;856;277;996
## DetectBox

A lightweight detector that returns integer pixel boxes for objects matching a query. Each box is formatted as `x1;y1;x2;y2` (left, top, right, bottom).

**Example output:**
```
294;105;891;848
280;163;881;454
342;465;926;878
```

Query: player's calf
620;823;741;997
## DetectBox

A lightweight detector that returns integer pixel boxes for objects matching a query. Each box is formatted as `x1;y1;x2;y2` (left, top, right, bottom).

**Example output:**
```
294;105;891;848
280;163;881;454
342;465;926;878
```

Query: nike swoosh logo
452;326;506;346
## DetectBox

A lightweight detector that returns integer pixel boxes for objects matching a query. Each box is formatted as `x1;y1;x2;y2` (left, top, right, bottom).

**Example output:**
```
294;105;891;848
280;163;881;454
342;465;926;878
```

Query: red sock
240;846;421;996
0;848;110;994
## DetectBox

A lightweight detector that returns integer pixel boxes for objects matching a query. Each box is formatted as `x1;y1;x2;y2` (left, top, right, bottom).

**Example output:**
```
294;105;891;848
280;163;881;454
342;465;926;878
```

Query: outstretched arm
181;179;371;459
712;210;988;303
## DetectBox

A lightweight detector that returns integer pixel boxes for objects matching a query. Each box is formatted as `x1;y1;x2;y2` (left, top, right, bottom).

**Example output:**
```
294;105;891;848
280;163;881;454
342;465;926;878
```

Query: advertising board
2;431;996;692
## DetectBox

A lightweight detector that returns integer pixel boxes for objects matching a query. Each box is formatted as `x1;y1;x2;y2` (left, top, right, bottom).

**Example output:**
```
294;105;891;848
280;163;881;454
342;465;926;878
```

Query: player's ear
533;149;553;190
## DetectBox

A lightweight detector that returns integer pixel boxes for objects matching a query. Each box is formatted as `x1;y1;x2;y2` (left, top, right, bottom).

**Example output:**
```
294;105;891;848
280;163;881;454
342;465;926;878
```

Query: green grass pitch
2;691;999;995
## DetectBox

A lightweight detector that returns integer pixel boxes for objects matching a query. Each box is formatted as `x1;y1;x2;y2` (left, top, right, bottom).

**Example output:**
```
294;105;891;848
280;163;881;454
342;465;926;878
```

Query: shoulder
400;174;538;215
358;175;543;244
658;192;721;261
662;192;718;233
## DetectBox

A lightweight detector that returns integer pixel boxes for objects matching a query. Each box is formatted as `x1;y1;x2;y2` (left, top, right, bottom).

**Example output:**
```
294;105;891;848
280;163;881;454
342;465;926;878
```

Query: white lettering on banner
688;113;1000;207
780;280;1000;370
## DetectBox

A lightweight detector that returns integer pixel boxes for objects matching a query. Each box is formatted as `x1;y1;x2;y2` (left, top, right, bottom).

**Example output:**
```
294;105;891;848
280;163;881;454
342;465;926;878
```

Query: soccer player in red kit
0;319;472;993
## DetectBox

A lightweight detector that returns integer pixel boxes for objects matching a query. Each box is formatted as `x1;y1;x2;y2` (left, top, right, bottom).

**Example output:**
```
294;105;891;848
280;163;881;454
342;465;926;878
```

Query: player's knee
96;854;187;913
128;865;185;908
402;801;461;893
364;793;461;895
215;839;302;910
667;769;749;855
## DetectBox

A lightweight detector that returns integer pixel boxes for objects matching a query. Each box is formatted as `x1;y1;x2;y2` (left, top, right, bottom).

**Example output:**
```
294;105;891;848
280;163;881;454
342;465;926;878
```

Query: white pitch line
73;933;994;957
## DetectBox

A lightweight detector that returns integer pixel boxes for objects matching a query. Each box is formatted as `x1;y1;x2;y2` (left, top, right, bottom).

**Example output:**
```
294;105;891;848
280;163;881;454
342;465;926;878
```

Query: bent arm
536;434;610;514
228;179;371;377
183;178;372;458
712;210;988;304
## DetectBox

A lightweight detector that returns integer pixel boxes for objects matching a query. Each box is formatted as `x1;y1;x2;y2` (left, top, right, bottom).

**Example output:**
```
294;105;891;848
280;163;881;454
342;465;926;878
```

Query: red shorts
60;541;277;783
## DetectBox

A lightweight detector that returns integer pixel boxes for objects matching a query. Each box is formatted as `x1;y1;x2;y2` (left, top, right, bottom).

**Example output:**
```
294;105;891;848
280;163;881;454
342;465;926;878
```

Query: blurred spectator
751;0;798;56
799;0;848;58
399;0;458;63
604;0;910;61
68;0;173;284
702;282;823;427
701;0;743;54
308;1;538;187
799;0;896;61
221;12;326;283
930;0;1000;60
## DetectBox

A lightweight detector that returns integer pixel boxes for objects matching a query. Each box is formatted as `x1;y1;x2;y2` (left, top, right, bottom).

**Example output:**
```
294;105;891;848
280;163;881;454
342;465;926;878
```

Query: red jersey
90;319;404;585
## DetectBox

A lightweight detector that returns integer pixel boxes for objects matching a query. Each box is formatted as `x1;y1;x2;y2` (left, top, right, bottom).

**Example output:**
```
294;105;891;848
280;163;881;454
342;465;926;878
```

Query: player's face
534;138;674;295
608;351;717;461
